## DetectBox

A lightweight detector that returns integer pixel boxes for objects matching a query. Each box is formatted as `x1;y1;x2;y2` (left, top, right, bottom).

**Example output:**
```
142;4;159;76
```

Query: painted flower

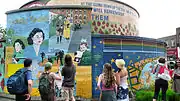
99;29;104;34
118;28;121;32
116;30;119;33
115;24;117;28
102;26;105;29
120;24;122;28
92;21;96;26
113;28;115;31
109;29;112;33
111;24;114;28
94;26;98;32
106;22;109;27
102;21;105;25
97;21;101;26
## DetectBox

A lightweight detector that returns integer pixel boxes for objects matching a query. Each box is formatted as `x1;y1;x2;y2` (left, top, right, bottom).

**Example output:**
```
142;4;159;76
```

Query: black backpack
7;68;30;94
38;73;52;95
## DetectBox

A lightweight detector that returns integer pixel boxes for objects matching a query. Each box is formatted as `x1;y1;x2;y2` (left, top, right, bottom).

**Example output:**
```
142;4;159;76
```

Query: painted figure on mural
74;38;91;66
12;39;25;64
56;16;64;44
0;32;4;40
0;32;4;48
24;28;48;86
27;28;45;57
63;16;71;40
0;72;4;92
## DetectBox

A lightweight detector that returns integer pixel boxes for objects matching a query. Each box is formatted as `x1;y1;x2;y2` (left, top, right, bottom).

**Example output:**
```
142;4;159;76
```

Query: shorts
63;87;74;100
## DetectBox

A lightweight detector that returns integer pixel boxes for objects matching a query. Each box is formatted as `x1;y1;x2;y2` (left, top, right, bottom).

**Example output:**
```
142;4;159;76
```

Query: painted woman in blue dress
24;28;48;87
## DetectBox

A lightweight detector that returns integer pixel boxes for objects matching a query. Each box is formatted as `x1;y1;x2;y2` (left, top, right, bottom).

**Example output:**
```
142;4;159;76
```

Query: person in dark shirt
61;54;76;101
16;59;33;101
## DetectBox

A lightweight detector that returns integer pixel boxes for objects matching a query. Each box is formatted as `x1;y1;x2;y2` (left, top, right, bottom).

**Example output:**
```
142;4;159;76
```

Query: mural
6;10;49;96
20;0;139;36
91;35;166;98
5;0;166;99
5;8;92;98
48;9;92;98
0;31;5;92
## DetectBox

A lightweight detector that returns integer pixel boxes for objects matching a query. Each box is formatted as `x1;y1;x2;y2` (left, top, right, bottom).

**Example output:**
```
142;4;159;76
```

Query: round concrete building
20;0;140;36
4;0;166;99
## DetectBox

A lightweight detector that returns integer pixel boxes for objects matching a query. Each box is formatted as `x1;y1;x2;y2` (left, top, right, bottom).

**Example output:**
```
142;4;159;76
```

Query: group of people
152;57;180;101
8;54;180;101
97;59;129;101
10;54;76;101
97;57;180;101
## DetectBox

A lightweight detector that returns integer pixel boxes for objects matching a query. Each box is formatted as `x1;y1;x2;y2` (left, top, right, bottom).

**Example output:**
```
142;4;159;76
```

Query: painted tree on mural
50;14;66;38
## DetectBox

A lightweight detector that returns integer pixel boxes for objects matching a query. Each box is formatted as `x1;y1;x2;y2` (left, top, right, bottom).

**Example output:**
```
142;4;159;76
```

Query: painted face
15;42;22;52
32;32;43;45
80;43;87;52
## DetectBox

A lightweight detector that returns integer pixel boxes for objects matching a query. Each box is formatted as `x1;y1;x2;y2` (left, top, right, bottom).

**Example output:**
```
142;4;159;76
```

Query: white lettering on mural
81;2;138;21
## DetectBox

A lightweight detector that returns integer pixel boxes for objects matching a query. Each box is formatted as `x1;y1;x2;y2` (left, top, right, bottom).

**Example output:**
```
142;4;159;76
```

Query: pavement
0;93;94;101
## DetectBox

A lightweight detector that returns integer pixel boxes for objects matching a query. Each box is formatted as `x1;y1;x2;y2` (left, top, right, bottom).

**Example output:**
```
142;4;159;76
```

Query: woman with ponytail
97;63;117;101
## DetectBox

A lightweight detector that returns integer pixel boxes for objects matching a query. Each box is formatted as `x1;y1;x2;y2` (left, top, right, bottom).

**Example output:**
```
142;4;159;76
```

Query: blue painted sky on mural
7;10;49;39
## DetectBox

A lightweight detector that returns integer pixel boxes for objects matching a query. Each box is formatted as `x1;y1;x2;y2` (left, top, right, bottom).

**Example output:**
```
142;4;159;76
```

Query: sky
0;0;180;39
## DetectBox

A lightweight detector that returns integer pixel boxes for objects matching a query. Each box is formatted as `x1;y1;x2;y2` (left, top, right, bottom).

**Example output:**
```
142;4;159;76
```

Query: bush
136;89;180;101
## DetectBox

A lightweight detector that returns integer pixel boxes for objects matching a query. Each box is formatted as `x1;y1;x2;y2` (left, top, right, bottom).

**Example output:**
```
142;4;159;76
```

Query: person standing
153;58;170;101
97;63;117;101
15;59;33;101
62;54;76;101
115;59;129;101
39;62;61;101
172;59;180;93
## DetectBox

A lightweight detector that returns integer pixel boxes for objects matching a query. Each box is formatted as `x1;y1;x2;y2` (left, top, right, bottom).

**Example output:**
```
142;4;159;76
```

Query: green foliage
136;90;154;101
104;29;109;34
49;14;65;38
6;28;14;36
136;89;180;101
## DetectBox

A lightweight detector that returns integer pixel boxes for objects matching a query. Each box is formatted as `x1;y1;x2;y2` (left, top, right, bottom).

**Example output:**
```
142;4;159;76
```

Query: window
166;41;169;47
171;40;175;47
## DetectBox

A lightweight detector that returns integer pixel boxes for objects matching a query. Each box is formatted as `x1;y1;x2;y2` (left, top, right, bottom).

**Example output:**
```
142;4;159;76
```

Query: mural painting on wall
49;9;92;66
0;31;5;92
103;52;161;91
21;0;139;36
123;53;161;91
6;10;49;95
49;9;92;98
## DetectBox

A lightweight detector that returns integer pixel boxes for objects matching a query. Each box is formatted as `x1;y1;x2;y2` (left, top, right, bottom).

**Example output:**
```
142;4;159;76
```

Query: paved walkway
0;93;93;101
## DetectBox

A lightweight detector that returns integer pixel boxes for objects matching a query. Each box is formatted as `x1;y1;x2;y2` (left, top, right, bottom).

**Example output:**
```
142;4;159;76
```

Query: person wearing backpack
153;58;171;101
61;54;76;101
7;59;33;101
39;62;62;101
